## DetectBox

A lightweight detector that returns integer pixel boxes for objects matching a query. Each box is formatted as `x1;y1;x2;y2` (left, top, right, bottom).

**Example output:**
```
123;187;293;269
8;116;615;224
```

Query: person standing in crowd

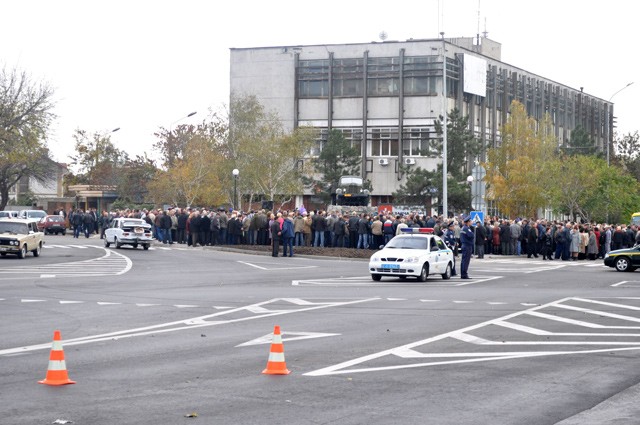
270;213;281;257
98;210;110;239
281;212;295;257
541;226;553;260
460;217;474;279
218;210;228;245
357;214;370;249
332;214;347;248
313;211;327;247
383;216;394;244
510;219;521;256
569;224;580;260
371;215;383;249
83;209;95;238
527;221;538;258
348;212;359;248
190;211;201;247
302;212;312;246
443;221;458;277
587;228;598;260
177;209;188;244
293;212;305;247
475;219;487;259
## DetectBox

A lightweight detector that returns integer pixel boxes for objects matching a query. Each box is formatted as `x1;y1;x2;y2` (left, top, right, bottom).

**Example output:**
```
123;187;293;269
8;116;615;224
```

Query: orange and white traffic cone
262;325;290;375
38;330;76;386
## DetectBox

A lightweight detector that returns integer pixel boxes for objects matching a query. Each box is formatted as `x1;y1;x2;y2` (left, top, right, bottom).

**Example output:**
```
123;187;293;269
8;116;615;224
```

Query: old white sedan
104;218;153;250
369;228;454;281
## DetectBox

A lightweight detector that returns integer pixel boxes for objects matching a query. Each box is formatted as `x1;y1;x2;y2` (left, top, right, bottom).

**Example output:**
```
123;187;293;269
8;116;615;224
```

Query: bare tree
0;66;56;209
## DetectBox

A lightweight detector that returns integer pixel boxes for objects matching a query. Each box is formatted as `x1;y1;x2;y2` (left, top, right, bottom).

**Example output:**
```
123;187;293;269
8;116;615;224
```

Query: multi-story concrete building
230;36;613;209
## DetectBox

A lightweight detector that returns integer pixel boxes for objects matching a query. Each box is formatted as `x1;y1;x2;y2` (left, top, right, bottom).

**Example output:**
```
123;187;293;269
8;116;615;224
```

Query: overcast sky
2;0;636;164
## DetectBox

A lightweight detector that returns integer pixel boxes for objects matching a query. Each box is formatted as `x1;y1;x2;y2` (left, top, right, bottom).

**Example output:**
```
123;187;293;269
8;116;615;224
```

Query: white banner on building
463;54;487;98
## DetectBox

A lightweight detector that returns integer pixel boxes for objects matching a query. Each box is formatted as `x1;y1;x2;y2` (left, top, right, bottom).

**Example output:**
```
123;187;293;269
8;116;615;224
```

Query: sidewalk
555;382;640;424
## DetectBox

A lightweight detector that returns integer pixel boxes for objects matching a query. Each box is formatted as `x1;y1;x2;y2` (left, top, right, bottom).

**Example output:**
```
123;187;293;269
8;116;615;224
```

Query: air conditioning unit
404;158;416;165
378;158;389;166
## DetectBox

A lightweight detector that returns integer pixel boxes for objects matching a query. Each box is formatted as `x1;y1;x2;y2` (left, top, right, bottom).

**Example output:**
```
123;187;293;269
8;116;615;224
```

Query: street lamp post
441;32;448;219
607;82;633;166
232;169;239;211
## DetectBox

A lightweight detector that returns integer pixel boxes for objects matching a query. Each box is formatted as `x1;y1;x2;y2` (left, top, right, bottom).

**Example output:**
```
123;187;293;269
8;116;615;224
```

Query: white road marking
21;299;46;303
0;246;131;278
305;297;640;376
0;297;379;356
236;331;341;347
59;301;84;304
97;302;122;306
238;260;318;271
612;280;640;287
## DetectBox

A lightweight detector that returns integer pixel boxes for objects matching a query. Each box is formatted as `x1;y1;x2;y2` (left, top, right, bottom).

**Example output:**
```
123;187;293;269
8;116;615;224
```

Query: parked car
368;227;454;281
0;211;19;218
104;218;153;250
18;210;47;223
38;215;67;235
0;218;45;258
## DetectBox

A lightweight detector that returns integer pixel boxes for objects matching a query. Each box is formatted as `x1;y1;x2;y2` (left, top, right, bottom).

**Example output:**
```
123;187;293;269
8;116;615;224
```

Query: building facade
230;36;613;209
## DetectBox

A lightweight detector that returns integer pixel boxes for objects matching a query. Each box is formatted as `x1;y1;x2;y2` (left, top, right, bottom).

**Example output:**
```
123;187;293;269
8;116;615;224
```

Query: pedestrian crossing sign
470;211;484;224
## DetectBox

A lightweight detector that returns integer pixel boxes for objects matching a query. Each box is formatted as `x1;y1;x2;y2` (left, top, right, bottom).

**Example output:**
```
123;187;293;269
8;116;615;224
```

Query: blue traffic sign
469;211;484;224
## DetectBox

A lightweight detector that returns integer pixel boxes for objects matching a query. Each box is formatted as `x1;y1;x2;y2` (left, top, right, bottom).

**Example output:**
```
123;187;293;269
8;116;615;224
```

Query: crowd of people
55;207;640;260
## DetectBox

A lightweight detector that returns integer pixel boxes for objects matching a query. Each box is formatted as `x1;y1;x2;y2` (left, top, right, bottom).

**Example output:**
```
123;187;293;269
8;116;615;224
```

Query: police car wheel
417;264;429;282
441;263;452;280
615;257;631;272
371;274;382;281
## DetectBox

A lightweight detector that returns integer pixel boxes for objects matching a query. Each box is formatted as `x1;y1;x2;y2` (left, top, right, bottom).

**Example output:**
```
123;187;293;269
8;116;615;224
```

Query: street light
232;168;239;211
170;111;197;132
607;82;633;166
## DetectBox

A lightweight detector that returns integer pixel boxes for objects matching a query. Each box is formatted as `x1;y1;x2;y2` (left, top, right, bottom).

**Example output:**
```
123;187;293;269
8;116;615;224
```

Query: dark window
298;60;329;97
333;58;364;97
367;57;400;96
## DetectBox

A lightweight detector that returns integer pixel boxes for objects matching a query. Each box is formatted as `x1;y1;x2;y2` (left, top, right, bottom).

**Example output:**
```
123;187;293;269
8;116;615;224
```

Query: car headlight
11;241;18;246
604;253;609;259
370;256;379;262
404;256;420;263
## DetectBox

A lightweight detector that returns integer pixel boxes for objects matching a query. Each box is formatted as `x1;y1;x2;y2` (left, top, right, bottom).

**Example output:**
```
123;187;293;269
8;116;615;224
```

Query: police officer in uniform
443;221;458;277
460;216;475;279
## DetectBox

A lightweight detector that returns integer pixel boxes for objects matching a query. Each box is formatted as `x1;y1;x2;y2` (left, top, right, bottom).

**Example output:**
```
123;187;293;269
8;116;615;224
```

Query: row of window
309;127;435;158
298;56;447;97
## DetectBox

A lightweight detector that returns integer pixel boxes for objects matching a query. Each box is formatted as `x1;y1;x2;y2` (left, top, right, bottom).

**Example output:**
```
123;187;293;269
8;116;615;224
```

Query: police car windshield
385;237;428;250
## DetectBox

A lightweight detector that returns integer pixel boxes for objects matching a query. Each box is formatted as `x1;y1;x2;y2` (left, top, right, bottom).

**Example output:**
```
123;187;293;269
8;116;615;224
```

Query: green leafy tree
563;125;599;156
614;131;640;181
0;66;56;210
116;155;158;204
433;108;481;179
393;164;471;213
305;129;365;203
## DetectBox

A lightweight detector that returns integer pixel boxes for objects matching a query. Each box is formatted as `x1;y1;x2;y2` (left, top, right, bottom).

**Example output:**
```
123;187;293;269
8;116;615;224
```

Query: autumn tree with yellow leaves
484;100;557;218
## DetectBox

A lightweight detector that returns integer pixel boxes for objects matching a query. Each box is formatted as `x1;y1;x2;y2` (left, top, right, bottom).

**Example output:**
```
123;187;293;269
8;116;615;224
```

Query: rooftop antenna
379;31;388;41
482;17;489;38
476;0;481;45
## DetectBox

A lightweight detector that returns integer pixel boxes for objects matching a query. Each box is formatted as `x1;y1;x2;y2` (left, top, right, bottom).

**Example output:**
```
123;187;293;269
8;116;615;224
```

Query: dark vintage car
604;244;640;272
38;215;67;235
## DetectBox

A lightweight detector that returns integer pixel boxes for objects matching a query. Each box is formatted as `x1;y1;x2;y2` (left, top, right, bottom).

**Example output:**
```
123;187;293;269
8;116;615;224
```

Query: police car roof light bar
400;227;434;234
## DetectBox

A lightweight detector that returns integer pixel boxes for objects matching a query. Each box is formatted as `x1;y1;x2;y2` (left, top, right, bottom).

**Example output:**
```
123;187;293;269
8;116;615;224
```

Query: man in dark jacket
177;209;188;244
190;211;202;247
348;213;359;248
270;214;281;257
161;210;173;244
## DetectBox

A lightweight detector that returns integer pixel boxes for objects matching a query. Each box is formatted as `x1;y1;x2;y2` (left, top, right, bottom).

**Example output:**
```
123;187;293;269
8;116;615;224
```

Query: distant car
604;245;640;272
368;228;454;281
0;211;19;218
38;215;67;235
18;210;47;223
104;217;153;250
0;218;45;258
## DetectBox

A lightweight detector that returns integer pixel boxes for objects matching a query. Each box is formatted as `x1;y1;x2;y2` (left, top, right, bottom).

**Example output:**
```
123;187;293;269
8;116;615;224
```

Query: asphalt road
2;235;640;424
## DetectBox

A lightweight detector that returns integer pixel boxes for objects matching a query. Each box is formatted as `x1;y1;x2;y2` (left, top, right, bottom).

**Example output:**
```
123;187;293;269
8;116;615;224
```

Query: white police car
369;228;454;282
